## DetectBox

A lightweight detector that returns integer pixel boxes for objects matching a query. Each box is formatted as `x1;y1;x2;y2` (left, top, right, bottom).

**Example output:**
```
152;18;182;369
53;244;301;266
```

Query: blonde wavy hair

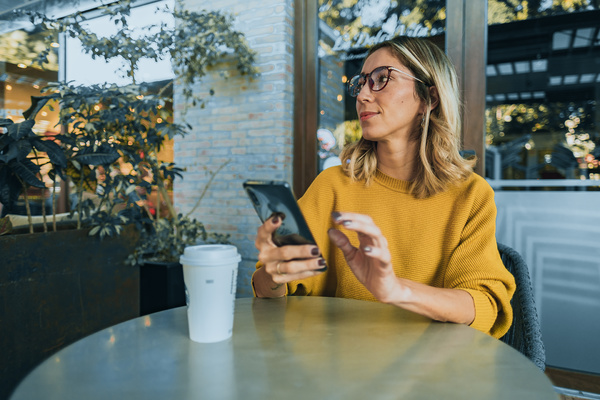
340;36;476;198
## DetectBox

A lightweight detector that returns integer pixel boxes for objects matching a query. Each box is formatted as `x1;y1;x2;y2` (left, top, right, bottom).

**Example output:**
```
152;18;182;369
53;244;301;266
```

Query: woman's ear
429;86;439;111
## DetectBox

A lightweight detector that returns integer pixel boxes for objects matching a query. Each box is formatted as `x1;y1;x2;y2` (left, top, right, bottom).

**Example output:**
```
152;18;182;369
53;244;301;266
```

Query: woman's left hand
327;211;399;302
328;211;476;326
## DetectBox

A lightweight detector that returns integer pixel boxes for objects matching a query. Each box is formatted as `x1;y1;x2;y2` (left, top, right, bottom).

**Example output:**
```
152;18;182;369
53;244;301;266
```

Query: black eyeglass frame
347;66;426;97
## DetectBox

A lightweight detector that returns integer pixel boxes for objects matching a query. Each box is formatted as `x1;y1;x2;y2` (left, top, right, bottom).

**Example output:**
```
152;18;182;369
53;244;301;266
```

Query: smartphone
243;180;317;247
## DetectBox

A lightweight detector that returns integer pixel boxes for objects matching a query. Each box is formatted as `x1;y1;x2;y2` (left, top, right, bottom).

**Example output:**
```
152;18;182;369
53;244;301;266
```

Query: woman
252;37;515;339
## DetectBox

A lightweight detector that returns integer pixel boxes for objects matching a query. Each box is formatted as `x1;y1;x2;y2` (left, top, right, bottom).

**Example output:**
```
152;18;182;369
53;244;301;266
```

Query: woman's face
355;47;424;144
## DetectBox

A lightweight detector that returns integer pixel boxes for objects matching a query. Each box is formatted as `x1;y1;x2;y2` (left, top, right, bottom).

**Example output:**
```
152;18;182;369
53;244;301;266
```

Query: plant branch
20;180;33;234
187;159;230;217
156;177;177;219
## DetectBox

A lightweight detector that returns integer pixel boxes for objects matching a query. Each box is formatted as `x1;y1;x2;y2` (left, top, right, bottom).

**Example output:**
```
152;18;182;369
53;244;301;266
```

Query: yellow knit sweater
256;166;516;338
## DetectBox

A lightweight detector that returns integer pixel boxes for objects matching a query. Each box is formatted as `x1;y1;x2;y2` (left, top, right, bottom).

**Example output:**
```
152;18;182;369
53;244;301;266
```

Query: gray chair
497;242;546;371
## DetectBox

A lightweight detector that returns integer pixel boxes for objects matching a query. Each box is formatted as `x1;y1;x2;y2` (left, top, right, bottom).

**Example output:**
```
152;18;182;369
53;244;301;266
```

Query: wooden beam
463;0;487;176
293;0;318;197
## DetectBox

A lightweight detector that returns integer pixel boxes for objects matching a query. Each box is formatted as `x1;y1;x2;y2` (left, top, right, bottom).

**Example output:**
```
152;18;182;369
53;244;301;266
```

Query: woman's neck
376;139;418;181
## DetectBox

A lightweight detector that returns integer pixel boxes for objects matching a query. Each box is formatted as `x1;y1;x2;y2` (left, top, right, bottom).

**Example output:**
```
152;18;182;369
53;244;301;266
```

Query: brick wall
174;0;294;297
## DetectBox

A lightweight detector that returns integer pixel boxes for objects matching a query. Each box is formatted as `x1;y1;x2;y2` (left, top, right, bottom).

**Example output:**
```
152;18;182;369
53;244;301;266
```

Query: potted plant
0;2;257;397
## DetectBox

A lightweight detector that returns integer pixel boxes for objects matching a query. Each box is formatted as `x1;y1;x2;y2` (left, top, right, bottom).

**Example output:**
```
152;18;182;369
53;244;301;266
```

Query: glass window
0;0;175;217
0;26;59;131
64;0;174;85
485;2;600;188
0;26;60;216
316;0;446;173
486;1;600;376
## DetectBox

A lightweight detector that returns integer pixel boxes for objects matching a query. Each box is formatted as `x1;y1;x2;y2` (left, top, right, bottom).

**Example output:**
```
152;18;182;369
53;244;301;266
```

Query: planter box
140;261;186;316
0;226;139;399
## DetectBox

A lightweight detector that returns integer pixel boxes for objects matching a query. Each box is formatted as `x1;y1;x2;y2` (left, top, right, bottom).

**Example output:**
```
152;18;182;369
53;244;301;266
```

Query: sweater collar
374;169;412;193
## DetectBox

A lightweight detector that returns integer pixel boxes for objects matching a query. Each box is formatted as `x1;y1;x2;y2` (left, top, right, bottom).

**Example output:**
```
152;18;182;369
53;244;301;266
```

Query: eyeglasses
347;66;425;97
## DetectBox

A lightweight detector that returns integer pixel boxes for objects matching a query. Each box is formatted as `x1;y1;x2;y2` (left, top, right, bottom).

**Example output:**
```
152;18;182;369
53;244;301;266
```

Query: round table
11;296;558;399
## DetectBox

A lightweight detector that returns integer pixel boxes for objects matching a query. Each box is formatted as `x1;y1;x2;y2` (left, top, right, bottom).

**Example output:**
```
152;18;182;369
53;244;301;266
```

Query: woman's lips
359;112;378;121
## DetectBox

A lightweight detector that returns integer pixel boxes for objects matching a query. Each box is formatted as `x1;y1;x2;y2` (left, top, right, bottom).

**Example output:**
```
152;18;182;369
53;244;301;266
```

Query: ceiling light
531;59;547;72
549;76;562;86
497;63;513;75
564;75;578;84
580;74;595;83
573;28;594;48
552;30;571;50
514;61;530;74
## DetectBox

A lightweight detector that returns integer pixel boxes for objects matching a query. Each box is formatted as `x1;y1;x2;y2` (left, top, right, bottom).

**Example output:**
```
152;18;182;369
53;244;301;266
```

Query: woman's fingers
255;214;283;249
258;241;321;264
331;211;388;248
327;228;359;261
330;212;392;264
269;257;327;283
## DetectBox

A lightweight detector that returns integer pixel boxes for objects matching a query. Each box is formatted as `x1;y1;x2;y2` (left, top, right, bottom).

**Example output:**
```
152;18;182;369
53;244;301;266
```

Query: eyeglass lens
348;66;391;97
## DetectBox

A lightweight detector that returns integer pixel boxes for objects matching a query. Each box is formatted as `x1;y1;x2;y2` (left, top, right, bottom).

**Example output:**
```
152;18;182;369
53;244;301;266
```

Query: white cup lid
179;244;241;267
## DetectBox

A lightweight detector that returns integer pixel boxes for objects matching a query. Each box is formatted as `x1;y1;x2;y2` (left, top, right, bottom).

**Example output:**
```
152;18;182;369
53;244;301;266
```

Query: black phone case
243;180;317;247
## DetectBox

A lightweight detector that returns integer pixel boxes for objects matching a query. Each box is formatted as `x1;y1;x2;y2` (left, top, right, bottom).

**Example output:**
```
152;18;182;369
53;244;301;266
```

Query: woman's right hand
253;214;326;298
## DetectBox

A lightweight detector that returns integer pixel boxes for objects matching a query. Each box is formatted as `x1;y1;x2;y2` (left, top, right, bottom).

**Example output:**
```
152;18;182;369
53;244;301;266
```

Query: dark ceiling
486;10;600;105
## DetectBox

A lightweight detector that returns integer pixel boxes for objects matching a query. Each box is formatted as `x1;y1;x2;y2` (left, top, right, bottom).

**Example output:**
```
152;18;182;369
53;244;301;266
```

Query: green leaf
7;120;35;141
23;95;56;120
0;165;23;204
8;158;46;188
0;118;14;128
74;145;120;165
32;138;68;168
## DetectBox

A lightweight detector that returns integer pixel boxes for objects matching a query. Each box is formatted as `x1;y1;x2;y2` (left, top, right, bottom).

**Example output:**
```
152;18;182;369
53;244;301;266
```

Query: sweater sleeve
287;168;342;296
444;179;516;338
250;168;341;298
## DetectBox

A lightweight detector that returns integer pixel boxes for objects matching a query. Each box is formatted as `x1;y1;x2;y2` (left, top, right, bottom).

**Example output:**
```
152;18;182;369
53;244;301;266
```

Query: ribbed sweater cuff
461;288;497;337
251;263;289;298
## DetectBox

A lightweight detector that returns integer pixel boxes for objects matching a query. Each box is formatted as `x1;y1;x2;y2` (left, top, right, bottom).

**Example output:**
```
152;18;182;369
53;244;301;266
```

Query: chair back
497;243;546;371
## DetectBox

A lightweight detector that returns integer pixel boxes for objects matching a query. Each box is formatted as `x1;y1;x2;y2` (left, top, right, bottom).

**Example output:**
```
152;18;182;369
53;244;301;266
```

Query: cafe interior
1;0;599;399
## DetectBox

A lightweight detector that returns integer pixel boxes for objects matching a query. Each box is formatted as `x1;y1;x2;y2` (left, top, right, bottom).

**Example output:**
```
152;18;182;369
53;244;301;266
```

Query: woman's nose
356;83;373;102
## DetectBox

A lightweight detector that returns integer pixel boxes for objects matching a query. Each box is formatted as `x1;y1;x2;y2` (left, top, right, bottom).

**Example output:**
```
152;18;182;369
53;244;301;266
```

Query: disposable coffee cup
180;244;241;343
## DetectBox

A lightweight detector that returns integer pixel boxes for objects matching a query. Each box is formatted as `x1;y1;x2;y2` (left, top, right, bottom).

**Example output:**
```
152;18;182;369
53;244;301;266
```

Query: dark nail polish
272;216;279;224
316;258;327;272
331;211;342;221
311;247;319;256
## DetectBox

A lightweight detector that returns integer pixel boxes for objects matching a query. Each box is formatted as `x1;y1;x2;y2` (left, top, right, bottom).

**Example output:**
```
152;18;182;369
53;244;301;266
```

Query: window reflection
64;0;174;86
485;3;600;187
0;0;176;218
0;27;60;216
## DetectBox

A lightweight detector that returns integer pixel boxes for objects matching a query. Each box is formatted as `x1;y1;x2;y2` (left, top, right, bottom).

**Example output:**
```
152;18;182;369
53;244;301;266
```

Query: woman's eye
375;74;388;85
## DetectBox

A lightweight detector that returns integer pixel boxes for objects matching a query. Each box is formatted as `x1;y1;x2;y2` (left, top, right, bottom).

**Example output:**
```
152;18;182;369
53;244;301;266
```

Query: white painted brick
175;0;293;297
